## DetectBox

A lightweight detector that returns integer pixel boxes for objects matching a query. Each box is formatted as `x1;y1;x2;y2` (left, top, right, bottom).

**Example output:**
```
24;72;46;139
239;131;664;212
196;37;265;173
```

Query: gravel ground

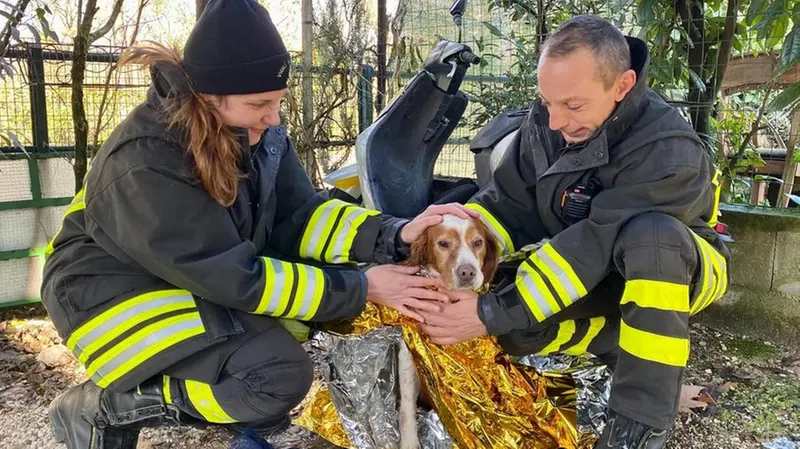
0;304;798;449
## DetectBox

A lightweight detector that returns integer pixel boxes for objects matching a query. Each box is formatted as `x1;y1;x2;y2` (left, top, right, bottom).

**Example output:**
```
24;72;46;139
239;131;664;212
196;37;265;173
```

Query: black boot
49;377;198;449
595;410;668;449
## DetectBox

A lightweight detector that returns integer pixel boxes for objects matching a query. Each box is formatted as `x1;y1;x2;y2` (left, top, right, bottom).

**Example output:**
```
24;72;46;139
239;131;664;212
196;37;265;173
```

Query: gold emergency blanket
295;301;602;449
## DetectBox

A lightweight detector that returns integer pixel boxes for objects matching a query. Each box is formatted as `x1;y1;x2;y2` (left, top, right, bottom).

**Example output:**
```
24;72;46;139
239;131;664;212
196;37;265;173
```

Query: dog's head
405;214;499;291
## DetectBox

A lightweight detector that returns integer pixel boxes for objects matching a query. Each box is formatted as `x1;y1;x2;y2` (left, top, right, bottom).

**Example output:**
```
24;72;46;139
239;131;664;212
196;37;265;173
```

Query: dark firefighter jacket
40;62;408;392
468;36;730;336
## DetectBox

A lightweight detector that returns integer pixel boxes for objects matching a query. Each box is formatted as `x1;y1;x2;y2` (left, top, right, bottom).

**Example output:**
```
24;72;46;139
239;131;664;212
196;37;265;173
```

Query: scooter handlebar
458;50;481;65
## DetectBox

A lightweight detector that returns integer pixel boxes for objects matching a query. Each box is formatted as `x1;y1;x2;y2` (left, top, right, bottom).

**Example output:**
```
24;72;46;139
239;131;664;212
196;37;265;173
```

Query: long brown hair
119;41;244;207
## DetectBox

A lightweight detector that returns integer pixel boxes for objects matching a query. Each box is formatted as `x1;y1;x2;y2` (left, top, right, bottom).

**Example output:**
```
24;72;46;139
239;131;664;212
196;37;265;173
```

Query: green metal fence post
27;44;49;152
358;64;374;133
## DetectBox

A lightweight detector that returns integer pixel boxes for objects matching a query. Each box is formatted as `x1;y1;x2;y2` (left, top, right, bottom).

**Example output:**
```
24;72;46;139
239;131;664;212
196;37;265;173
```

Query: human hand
365;265;450;322
418;289;488;345
399;203;479;245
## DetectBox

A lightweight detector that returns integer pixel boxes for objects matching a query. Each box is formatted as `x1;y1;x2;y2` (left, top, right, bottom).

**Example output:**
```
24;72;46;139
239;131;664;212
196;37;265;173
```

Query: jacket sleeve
479;136;716;335
84;159;366;322
466;130;549;256
269;138;410;265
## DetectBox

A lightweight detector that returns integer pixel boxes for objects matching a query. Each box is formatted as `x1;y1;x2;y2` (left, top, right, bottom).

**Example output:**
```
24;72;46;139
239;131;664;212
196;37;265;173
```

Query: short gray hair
541;15;631;89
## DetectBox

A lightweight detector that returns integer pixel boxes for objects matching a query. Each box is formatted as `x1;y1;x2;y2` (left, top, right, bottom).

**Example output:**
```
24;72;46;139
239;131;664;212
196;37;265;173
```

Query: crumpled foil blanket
294;301;613;449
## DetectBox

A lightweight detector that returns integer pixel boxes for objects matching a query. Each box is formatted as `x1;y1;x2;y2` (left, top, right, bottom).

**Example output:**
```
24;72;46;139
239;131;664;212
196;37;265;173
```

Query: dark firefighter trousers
498;212;729;431
154;317;312;426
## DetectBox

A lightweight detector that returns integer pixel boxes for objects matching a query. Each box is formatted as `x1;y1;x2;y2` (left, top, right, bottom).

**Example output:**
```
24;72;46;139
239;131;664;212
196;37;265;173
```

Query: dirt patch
0;306;797;449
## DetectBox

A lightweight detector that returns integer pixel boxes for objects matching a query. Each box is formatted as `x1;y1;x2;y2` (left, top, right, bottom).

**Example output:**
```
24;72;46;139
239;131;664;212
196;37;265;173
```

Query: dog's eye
472;238;484;248
437;240;450;249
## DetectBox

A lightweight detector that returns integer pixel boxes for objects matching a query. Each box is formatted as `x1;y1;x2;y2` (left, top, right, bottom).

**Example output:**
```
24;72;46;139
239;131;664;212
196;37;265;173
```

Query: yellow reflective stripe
689;235;715;315
619;320;690;367
539;243;588;299
67;289;193;354
563;317;606;356
708;168;722;227
163;375;172;405
299;266;325;321
92;312;205;388
538;320;576;355
75;299;196;365
45;188;87;257
620;279;690;313
465;202;515;254
184;379;236;423
695;236;728;313
299;199;350;261
516;262;557;322
255;259;324;320
330;206;380;263
256;258;298;315
299;199;377;263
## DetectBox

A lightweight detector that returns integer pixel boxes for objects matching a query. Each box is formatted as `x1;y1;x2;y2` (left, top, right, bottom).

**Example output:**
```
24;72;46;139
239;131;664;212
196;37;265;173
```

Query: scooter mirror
450;0;467;20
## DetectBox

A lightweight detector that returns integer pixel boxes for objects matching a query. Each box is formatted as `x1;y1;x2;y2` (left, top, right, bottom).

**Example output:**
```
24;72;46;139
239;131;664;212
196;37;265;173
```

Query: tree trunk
71;0;97;193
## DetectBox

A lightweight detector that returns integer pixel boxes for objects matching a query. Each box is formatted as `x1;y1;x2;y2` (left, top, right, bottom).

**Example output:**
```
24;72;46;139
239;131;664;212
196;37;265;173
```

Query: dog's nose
457;264;476;283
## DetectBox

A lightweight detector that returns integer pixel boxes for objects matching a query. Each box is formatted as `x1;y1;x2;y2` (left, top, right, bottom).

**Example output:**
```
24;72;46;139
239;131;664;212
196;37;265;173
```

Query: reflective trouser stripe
298;199;380;263
65;289;205;389
538;320;576;354
620;280;690;313
255;258;325;321
562;317;607;356
87;311;205;388
67;289;197;364
515;242;588;322
689;233;728;315
532;317;608;356
184;379;237;424
708;168;722;227
465;202;515;254
619;278;691;368
619;320;689;367
45;188;86;258
163;375;173;405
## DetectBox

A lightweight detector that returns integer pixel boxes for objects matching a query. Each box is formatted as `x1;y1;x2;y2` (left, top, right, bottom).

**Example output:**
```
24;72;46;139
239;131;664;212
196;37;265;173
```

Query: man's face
206;89;287;145
537;47;635;144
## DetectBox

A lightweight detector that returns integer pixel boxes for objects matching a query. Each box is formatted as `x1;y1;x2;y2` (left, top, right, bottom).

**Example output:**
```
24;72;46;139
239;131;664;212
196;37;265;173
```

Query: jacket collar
601;36;650;148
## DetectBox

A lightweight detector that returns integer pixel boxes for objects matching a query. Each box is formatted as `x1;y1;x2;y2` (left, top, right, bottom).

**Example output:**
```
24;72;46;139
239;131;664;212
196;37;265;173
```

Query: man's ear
614;69;637;102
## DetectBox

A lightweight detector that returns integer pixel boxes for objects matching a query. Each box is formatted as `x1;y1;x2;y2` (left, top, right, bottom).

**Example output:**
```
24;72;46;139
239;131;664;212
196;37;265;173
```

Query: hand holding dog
365;265;451;323
399;203;479;245
418;289;488;345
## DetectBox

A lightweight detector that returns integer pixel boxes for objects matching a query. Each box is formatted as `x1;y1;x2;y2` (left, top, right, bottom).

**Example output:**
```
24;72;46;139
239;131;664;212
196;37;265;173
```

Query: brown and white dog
396;214;499;449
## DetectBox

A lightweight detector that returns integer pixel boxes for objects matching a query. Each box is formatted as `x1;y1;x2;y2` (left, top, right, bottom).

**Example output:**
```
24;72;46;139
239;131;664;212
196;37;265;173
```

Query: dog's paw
399;438;421;449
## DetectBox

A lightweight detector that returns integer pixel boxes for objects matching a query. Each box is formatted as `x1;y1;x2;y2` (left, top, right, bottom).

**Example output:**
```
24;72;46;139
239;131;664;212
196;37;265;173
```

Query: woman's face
206;89;288;145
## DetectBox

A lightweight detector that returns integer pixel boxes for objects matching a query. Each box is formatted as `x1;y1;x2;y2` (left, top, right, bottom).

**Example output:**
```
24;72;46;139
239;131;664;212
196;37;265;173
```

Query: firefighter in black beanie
41;0;474;447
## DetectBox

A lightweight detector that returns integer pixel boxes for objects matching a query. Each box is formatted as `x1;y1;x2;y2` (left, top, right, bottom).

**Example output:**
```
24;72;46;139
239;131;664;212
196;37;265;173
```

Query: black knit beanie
183;0;291;95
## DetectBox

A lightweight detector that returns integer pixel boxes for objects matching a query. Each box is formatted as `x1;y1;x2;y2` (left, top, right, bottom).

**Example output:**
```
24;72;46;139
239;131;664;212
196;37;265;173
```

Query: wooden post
301;0;314;171
777;110;800;207
376;0;387;113
750;179;767;205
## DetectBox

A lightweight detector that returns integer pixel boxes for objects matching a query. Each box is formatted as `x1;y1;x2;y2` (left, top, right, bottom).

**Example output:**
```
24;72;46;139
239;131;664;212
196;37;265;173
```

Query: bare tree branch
89;0;123;43
0;0;31;57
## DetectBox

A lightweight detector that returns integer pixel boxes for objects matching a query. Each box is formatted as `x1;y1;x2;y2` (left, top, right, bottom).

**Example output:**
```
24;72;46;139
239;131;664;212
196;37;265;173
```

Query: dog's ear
403;228;430;269
476;219;500;285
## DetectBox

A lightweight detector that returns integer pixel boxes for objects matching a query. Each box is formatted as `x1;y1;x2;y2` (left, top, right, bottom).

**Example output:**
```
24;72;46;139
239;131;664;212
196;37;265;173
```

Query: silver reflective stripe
301;200;347;259
71;294;194;359
294;265;321;319
535;250;580;306
259;258;291;314
517;263;555;318
91;314;204;380
328;206;364;263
